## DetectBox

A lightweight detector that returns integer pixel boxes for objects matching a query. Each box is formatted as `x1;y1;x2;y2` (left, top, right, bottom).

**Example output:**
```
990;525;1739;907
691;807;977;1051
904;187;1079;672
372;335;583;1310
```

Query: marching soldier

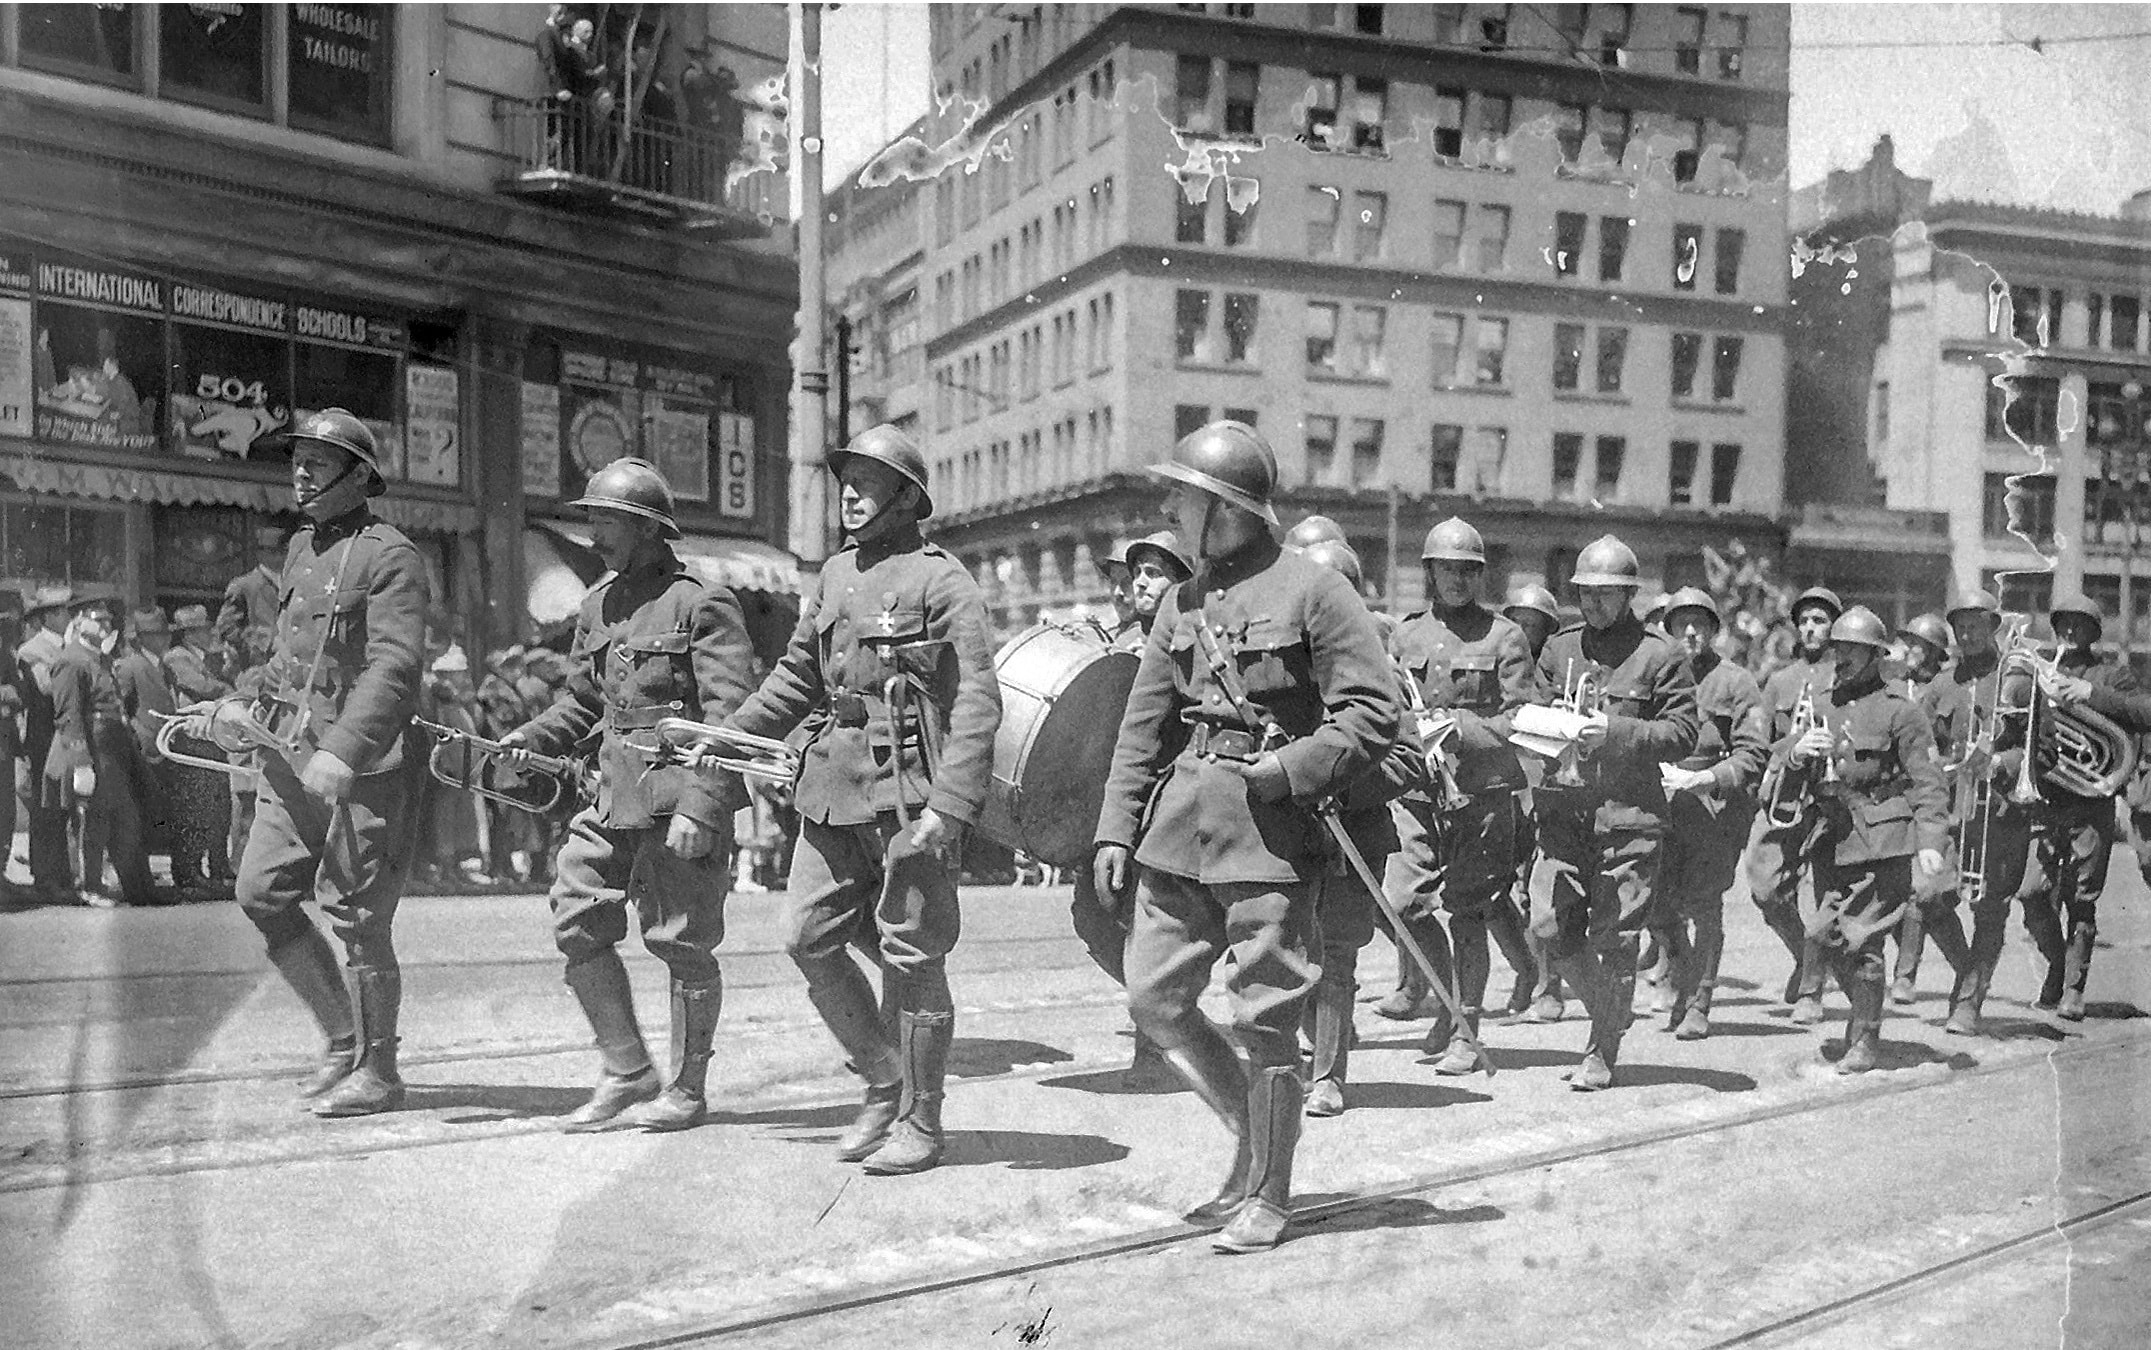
1532;535;1697;1090
1777;607;1947;1072
1095;421;1396;1252
1282;514;1346;552
1650;588;1767;1040
1747;585;1844;1022
1386;518;1536;1075
17;586;76;902
1503;582;1566;1023
500;458;753;1132
1887;613;1968;1004
2016;595;2151;1021
724;425;1001;1176
1073;530;1190;1085
47;594;157;907
235;409;430;1118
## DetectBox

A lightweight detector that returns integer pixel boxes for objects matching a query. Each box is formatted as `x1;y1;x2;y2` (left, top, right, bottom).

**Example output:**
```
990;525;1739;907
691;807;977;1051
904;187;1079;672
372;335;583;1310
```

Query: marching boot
1374;942;1431;1019
1305;976;1354;1116
1891;903;1925;1005
2059;922;2095;1022
1167;1030;1254;1223
805;969;905;1161
1836;964;1885;1074
1676;979;1714;1040
1125;1026;1178;1090
863;1009;953;1175
620;975;722;1132
1488;902;1540;1018
1525;924;1565;1022
1790;933;1827;1023
1555;947;1622;1092
1432;1008;1485;1077
1212;1065;1302;1254
560;951;660;1132
2024;898;2067;1010
1945;959;1990;1037
313;966;405;1117
268;926;358;1099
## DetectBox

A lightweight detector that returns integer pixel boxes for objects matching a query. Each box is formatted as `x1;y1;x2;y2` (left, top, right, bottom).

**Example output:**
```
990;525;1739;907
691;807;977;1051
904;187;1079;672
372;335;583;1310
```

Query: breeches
786;813;961;975
2021;802;2116;932
1814;855;1913;970
237;754;422;961
1391;793;1518;921
1538;808;1662;958
1656;795;1753;923
549;808;732;983
1126;867;1319;1069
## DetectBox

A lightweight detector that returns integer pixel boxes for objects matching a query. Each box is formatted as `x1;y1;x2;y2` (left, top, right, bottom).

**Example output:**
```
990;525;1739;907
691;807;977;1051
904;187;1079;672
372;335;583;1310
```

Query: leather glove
299;749;357;802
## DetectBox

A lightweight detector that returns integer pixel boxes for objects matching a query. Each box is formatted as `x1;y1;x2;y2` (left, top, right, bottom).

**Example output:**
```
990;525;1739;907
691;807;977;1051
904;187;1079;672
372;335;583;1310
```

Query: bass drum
974;621;1139;869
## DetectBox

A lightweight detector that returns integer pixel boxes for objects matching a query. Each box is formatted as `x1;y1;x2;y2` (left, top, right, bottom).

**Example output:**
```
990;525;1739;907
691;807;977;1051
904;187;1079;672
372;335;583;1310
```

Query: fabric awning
673;533;803;596
0;447;480;532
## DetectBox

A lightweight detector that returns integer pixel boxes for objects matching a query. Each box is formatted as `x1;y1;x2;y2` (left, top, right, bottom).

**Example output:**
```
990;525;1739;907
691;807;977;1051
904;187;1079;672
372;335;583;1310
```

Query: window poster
160;2;268;109
294;297;406;476
168;276;293;461
403;363;461;487
643;359;716;501
520;380;561;497
33;255;164;453
561;346;642;496
0;246;26;439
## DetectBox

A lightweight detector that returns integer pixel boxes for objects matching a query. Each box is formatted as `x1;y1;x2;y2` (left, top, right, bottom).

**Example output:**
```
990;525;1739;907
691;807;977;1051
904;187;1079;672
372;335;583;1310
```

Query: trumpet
414;718;595;814
152;695;308;781
1760;686;1837;829
1508;659;1605;788
648;717;801;782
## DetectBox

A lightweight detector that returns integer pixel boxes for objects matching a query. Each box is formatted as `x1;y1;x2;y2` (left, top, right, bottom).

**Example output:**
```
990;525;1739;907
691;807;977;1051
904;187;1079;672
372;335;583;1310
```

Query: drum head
1012;647;1137;866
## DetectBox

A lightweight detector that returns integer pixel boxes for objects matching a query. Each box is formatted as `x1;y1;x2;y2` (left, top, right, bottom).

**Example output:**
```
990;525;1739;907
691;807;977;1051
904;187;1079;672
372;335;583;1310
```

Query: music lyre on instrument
414;717;595;814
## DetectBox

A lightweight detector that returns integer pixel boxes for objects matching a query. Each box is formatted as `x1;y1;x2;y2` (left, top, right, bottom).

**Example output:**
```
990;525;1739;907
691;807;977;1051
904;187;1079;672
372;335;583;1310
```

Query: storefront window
31;256;164;453
287;4;394;144
159;3;269;113
168;277;294;461
540;335;755;519
18;3;139;84
1;498;126;588
294;299;408;475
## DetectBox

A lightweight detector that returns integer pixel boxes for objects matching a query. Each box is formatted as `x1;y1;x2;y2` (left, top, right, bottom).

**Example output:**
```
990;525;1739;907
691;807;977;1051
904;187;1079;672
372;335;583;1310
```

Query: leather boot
1891;903;1924;1004
2024;898;2066;1009
1944;959;1989;1037
1555;947;1622;1092
269;926;358;1099
1212;1065;1302;1254
561;951;660;1132
1375;917;1448;1020
863;1009;953;1175
1790;931;1828;1023
313;966;405;1117
1675;979;1713;1040
806;967;904;1161
2059;922;2095;1022
1488;902;1539;1017
1373;941;1430;1019
1305;976;1353;1116
1168;1030;1253;1223
620;975;722;1132
1125;1027;1179;1090
1432;1007;1485;1076
1837;963;1885;1074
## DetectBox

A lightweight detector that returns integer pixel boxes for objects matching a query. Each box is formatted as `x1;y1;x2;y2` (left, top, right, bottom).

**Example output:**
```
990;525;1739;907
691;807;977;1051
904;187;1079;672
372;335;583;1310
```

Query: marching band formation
161;412;2151;1255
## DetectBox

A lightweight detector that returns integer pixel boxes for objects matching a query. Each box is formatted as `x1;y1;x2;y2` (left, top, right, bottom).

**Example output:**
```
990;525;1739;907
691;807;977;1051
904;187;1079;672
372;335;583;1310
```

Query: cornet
152;695;309;781
648;717;802;782
1760;686;1836;829
1508;658;1605;788
414;718;595;814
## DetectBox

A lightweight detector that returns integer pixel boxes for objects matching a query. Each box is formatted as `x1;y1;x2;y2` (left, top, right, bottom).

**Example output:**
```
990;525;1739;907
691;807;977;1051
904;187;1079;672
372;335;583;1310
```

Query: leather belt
607;703;683;731
828;691;870;726
1185;721;1262;762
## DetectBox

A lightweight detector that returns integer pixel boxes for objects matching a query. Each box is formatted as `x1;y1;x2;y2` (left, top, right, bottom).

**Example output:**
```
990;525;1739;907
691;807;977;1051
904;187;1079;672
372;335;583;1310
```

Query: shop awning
674;534;803;596
525;525;607;626
0;448;480;532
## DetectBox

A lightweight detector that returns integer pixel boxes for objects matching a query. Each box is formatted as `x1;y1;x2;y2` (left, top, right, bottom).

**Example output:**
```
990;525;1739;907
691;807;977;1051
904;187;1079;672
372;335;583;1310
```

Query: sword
1317;807;1495;1079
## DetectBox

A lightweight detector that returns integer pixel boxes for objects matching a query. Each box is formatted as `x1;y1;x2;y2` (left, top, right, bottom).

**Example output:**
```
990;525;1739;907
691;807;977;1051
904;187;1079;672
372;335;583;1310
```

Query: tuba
2005;639;2140;802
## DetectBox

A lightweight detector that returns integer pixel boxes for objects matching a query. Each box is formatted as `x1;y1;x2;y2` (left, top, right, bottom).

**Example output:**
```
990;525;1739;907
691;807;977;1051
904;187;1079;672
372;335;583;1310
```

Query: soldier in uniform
17;586;76;902
164;604;236;892
1073;530;1190;1085
2015;595;2151;1021
1747;585;1844;1023
218;522;288;653
1777;607;1947;1072
1532;535;1697;1090
500;458;753;1132
724;425;1002;1176
48;594;157;907
234;409;431;1118
1386;518;1535;1075
1650;588;1767;1039
1282;514;1346;553
1094;421;1396;1252
1885;613;1967;1004
1503;582;1566;1023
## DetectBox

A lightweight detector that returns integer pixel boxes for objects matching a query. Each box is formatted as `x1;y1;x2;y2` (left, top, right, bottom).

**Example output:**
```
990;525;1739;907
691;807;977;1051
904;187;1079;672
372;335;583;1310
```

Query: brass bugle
652;716;801;782
151;697;304;780
413;717;592;814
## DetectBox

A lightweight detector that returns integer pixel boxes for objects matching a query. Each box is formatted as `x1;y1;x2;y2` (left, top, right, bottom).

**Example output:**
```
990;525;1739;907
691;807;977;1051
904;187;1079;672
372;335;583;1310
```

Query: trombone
413;717;595;814
648;717;802;782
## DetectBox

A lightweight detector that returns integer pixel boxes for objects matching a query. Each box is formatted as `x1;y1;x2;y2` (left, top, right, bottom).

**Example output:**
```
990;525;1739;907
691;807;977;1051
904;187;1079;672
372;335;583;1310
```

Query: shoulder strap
1190;600;1284;744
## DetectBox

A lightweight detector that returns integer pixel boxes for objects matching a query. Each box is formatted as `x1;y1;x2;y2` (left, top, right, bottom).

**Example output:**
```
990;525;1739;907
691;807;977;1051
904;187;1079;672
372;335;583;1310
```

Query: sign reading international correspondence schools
34;255;165;452
520;380;561;497
169;277;295;461
403;364;460;487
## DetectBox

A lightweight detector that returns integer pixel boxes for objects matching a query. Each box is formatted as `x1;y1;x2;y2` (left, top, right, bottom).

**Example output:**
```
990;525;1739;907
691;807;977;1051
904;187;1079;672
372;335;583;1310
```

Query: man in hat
17;585;76;901
1094;421;1395;1250
163;604;236;891
235;408;432;1117
1886;613;1967;1004
48;593;157;906
722;425;1002;1175
114;608;186;893
219;522;288;654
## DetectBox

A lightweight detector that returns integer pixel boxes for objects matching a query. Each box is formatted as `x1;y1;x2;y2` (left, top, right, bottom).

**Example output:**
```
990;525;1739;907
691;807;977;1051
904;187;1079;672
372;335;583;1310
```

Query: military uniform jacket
1782;667;1948;865
163;643;234;704
1388;602;1532;796
2036;650;2151;810
1944;649;2033;819
45;639;126;789
727;526;1001;828
217;565;280;651
1534;615;1698;830
517;548;753;831
1911;672;1972;763
1675;652;1768;812
1096;535;1398;886
113;647;176;757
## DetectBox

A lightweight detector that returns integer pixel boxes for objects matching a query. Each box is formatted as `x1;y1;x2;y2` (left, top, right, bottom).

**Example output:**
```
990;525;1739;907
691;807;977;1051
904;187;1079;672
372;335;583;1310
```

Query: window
1091;59;1117;145
935;366;954;430
1175;290;1212;360
2010;285;2066;348
1596;327;1628;393
1987;375;2061;443
1709;120;1749;171
1553;433;1585;500
1353;191;1388;261
1675;7;1707;73
2089;293;2107;348
163;4;269;110
1175;404;1210;440
1554;212;1586;276
1430;3;1466;43
1224;182;1259;246
1305;301;1340;371
1476;205;1510;271
1874;381;1891;445
1594;436;1626;501
1472;93;1513;159
1554;103;1588;163
1223;292;1259;362
2113;295;2142;350
1600;216;1631;281
1718;12;1749;78
1100;292;1116;367
1176;175;1209;243
20;4;139;82
1983;476;2055;544
1553;324;1585;391
1671;332;1703;397
961;166;980;229
1712;336;1743;401
1020;113;1043;187
1351;305;1388;377
1305;414;1339;484
1715;228;1745;294
1175;55;1214;132
1224;61;1259;135
1468;426;1507;494
1350;77;1388;151
1432;200;1466;267
1592;106;1633;165
1349;418;1384;486
1673;223;1701;289
1355;4;1385;34
1431;312;1464;385
1479;8;1511;50
1474;317;1509;385
1431;87;1466;157
1598;2;1633;64
1430;424;1463;491
1669;439;1700;506
1710;443;1742;507
935;178;956;246
1305;73;1340;147
1671;116;1704;183
1307;186;1341;256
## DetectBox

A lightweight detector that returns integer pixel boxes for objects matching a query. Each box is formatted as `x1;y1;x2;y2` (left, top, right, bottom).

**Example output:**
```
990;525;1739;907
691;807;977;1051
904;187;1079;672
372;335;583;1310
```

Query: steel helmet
1502;582;1560;625
1898;612;1952;656
2049;594;2105;641
1570;534;1640;588
1829;605;1891;650
571;456;681;537
1284;514;1346;549
1947;590;2002;623
1662;585;1721;631
1147;420;1279;526
1301;538;1363;589
1420;516;1487;565
1124;530;1192;581
1096;537;1135;574
826;423;935;519
1791;585;1844;622
292;407;386;495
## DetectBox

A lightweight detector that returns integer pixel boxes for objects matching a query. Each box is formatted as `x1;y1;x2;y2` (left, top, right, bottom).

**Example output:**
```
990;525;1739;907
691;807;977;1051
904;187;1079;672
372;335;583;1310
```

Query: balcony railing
494;97;781;236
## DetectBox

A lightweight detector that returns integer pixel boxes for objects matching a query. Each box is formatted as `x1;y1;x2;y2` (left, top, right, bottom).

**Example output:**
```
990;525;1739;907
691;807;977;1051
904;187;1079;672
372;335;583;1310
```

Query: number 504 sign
717;412;756;519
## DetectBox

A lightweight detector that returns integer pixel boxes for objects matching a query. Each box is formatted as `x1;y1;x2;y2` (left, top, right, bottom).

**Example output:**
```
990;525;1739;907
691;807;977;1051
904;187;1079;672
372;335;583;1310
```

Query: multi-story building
0;4;801;656
827;118;929;454
848;3;1792;634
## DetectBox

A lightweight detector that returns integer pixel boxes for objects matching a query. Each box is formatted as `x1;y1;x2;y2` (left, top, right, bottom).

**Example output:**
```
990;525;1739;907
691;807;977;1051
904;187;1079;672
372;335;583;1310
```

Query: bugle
649;717;801;782
151;696;307;781
414;717;593;814
1760;686;1837;829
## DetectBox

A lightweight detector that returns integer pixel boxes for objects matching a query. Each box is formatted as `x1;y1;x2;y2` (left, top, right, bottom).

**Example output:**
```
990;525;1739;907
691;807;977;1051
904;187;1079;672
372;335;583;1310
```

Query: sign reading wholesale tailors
532;337;755;518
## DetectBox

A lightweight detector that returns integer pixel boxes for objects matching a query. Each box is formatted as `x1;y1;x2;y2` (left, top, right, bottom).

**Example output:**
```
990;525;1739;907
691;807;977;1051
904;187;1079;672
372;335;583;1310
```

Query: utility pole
788;1;830;568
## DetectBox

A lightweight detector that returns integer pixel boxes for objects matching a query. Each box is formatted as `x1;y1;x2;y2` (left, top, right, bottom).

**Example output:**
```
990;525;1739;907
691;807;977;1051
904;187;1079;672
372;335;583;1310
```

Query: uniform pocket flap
1856;798;1913;825
863;609;928;643
1848;732;1893;754
622;631;691;655
1450;654;1497;673
328;588;368;615
1168;623;1198;652
1236;617;1303;653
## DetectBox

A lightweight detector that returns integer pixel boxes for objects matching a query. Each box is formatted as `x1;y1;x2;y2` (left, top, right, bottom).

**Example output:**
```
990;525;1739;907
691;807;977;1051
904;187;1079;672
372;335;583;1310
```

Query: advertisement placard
0;298;32;440
403;363;461;487
521;380;561;498
168;278;294;462
32;257;164;452
717;412;756;518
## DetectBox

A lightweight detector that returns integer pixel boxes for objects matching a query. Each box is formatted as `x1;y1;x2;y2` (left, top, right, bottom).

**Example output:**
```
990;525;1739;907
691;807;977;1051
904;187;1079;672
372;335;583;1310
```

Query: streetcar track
555;1026;2151;1349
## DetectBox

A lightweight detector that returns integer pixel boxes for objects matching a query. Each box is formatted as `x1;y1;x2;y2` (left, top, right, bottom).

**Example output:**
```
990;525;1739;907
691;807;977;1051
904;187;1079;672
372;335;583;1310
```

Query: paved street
4;868;2148;1350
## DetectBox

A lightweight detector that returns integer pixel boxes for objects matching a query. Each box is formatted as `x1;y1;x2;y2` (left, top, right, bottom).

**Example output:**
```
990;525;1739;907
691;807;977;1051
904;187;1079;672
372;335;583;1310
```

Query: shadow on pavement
943;1128;1131;1171
1337;1080;1493;1111
1036;1067;1187;1096
1963;1017;2066;1043
1605;1063;1759;1092
2085;1001;2148;1021
1669;1019;1810;1038
407;1083;589;1122
950;1037;1075;1077
1293;1196;1505;1240
715;1101;859;1129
